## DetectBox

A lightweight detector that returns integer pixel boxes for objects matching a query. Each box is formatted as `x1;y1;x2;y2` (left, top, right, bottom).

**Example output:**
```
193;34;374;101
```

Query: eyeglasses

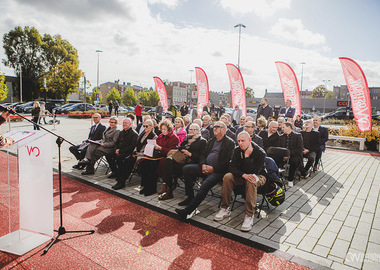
109;121;116;124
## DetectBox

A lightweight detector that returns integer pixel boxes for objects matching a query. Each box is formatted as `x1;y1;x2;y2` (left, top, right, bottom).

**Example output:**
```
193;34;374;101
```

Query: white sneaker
241;215;254;231
288;181;294;187
214;207;231;221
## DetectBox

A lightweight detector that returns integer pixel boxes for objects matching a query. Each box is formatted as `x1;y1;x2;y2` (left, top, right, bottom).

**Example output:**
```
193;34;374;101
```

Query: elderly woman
139;119;179;196
81;116;120;175
174;117;187;145
159;123;207;201
255;116;268;138
31;101;40;130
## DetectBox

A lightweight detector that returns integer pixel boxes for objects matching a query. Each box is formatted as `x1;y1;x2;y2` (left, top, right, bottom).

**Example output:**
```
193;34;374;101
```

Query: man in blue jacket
279;99;296;119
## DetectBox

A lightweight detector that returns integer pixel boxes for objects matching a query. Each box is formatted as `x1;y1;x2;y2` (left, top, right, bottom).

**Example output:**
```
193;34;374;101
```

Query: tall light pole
95;50;103;103
322;79;330;114
234;24;246;70
300;62;306;93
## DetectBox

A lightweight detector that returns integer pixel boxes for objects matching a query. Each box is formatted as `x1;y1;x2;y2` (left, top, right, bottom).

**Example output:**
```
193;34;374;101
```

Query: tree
0;73;8;101
122;87;138;106
311;85;326;98
90;87;102;104
325;91;333;99
43;61;82;102
137;91;149;105
147;90;159;106
245;87;255;98
106;87;122;104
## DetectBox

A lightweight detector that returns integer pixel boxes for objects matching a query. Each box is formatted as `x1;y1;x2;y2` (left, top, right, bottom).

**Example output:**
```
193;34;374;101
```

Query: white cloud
148;0;180;8
219;0;291;18
270;18;327;47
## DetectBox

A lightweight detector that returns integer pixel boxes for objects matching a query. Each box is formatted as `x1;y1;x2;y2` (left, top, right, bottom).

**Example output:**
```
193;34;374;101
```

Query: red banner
153;77;168;112
275;61;301;119
226;64;246;116
339;57;372;132
195;67;209;117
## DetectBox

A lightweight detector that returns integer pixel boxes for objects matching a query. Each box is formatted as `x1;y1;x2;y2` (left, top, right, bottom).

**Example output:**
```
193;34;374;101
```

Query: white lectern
0;130;53;255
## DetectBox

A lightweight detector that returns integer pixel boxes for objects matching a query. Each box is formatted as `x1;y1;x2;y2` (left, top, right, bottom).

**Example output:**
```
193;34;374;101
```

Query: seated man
219;115;236;142
279;122;303;187
69;113;106;169
193;118;210;141
214;132;266;231
175;121;235;220
80;116;120;175
313;115;328;171
300;120;320;177
244;121;264;149
202;115;214;139
106;118;138;189
262;121;280;151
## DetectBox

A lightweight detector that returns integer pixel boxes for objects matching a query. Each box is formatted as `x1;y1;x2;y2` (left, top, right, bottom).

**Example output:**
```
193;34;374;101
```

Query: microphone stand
0;106;95;254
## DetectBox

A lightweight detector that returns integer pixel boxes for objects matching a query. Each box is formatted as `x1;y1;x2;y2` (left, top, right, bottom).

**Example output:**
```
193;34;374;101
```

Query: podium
0;130;53;255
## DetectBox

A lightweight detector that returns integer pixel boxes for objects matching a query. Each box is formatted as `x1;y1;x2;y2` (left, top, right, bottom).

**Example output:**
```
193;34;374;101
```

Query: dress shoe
178;197;194;206
108;173;118;179
158;189;173;200
81;170;94;175
158;183;167;195
175;208;188;221
112;182;126;190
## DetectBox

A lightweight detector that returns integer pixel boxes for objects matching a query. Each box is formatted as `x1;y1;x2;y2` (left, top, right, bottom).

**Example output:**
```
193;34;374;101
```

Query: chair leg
231;194;238;211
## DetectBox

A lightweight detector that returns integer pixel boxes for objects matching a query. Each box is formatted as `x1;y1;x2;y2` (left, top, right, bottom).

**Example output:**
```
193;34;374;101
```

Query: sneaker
288;181;294;187
214;207;231;221
241;215;254;231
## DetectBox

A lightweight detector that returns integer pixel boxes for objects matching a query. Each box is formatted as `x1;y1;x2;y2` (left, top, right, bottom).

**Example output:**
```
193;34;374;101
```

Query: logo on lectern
26;146;40;157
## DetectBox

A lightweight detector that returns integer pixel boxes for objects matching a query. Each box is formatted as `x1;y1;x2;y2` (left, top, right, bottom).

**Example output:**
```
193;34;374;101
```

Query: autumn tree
245;87;255;98
0;73;8;101
311;85;327;98
137;91;149;105
122;87;138;106
106;87;122;104
147;90;159;106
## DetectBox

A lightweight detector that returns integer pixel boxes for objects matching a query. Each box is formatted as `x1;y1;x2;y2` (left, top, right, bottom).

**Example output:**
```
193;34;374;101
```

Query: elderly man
300;120;320;178
256;98;273;121
231;105;243;126
183;115;191;134
220;115;236;142
262;121;280;151
203;102;211;115
202;114;214;139
214;131;266;231
106;118;138;189
175;121;235;220
313;116;329;171
70;113;106;169
279;99;296;119
244;121;264;149
279;122;303;187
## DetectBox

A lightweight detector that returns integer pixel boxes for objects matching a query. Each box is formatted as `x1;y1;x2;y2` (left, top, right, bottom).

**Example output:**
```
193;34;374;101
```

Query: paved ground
2;116;380;269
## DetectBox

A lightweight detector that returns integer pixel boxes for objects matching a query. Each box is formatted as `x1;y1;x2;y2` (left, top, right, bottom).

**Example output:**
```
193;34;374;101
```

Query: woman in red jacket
134;103;143;126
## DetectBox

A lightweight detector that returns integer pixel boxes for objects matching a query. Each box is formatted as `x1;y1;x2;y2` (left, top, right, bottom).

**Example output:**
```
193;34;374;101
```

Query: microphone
0;105;16;114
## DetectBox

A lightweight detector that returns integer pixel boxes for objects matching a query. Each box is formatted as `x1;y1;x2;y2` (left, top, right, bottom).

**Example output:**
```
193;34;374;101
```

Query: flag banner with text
195;67;209;117
339;57;372;132
153;77;168;112
226;63;246;116
275;61;301;119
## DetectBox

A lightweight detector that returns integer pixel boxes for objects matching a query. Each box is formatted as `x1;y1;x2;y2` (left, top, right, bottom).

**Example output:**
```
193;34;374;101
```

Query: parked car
246;108;257;119
15;102;35;113
94;104;108;111
61;103;95;114
53;103;76;114
301;111;312;120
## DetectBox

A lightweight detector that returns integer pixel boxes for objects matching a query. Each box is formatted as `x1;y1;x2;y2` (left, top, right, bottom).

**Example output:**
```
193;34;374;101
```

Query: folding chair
94;156;110;175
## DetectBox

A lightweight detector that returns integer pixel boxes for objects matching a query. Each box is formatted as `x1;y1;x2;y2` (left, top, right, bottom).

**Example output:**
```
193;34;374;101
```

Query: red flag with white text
226;64;246;116
339;57;372;132
275;61;301;119
195;67;209;117
153;77;168;112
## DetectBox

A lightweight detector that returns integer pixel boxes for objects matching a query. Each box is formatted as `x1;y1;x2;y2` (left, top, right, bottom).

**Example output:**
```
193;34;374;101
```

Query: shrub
328;123;380;142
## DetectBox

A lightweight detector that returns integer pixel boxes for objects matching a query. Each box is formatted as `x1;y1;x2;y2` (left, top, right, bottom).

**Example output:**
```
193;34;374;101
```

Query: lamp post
322;79;330;114
95;50;103;103
300;62;306;93
234;24;246;70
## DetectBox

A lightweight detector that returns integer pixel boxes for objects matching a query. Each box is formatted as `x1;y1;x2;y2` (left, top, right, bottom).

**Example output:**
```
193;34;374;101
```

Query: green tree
245;87;255;98
43;61;82;102
325;91;333;99
90;87;102;104
311;85;326;98
106;87;122;104
147;90;159;106
122;87;138;106
137;91;149;105
0;73;8;101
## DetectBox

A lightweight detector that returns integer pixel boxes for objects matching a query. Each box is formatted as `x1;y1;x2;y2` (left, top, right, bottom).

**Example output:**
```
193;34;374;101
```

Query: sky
0;0;379;98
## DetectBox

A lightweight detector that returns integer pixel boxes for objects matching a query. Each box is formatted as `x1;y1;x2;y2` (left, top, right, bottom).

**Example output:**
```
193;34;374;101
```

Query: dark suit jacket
116;127;138;157
279;131;303;158
280;107;296;119
300;130;320;153
251;134;264;149
257;105;273;120
317;126;329;152
88;123;106;141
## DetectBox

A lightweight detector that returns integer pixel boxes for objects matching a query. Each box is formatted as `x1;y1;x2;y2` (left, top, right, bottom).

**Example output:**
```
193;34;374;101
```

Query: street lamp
300;62;306;93
234;24;246;70
322;79;330;114
95;50;103;103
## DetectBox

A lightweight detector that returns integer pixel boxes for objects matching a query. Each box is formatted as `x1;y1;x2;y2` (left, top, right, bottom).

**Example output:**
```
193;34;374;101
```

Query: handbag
167;149;188;164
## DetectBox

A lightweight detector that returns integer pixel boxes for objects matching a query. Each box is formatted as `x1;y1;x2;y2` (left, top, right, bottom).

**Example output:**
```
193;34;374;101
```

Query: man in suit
279;99;296;119
70;113;106;169
300;120;320;177
262;121;280;151
231;105;243;126
256;98;273;121
279;122;303;187
313;116;329;171
203;102;211;115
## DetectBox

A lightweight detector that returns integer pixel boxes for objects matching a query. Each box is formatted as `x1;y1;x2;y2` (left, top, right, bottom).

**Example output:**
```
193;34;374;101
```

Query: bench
328;135;366;151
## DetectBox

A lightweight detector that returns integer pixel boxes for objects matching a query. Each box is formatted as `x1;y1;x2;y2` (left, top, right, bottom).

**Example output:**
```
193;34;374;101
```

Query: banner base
0;229;51;255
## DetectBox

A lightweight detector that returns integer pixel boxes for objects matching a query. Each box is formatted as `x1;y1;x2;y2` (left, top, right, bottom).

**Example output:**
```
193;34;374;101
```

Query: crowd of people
69;98;328;232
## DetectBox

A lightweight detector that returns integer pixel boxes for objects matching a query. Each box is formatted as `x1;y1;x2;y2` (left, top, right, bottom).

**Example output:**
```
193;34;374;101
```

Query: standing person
175;121;235;220
279;99;296;119
216;102;225;120
300;120;320;178
256;98;273;121
312;116;328;171
155;101;163;122
231;105;243;126
202;102;211;115
168;102;178;121
31;102;40;130
189;103;197;120
135;103;143;126
180;102;189;117
108;100;113;115
39;101;47;124
114;101;119;116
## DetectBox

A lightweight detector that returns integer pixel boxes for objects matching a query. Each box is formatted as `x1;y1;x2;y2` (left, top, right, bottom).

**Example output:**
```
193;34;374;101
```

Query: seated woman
139;119;179;196
174;117;187;145
81;116;120;175
159;123;207;201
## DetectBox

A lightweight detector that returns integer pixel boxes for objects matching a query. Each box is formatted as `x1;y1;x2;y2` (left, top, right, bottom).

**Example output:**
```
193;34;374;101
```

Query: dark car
53;103;76;114
61;103;95;114
15;102;35;113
